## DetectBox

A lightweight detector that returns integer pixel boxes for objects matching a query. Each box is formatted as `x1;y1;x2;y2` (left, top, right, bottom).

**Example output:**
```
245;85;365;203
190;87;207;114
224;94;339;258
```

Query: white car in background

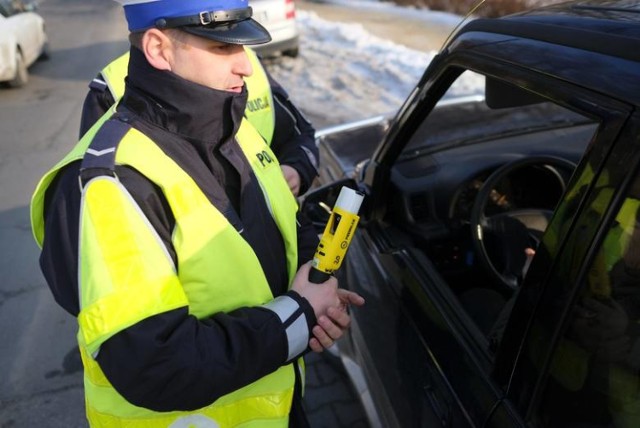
251;0;300;57
0;0;48;88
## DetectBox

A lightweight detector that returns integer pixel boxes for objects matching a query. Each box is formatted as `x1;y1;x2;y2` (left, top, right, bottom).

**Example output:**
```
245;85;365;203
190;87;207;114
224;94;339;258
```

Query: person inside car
543;185;640;427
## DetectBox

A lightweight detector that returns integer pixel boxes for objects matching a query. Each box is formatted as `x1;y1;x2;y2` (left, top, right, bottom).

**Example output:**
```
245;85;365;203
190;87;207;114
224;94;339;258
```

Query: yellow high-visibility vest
31;111;299;427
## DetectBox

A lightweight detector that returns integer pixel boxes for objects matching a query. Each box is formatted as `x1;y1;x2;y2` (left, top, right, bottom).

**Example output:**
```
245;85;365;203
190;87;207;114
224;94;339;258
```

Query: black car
302;1;640;427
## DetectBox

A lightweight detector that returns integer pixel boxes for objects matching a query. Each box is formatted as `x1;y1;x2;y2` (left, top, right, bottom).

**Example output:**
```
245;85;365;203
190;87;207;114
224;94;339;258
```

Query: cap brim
181;18;271;45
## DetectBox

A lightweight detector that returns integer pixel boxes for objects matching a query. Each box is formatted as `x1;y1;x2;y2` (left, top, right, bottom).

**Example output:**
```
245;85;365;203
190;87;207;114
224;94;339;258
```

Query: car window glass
388;68;599;354
400;71;592;163
535;174;640;428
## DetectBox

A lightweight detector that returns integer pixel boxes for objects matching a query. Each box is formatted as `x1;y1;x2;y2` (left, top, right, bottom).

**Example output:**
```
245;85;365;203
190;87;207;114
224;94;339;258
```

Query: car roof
459;0;640;62
447;0;640;106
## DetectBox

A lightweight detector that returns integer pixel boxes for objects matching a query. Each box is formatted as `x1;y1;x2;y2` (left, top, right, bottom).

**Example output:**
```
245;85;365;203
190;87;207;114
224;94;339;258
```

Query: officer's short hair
129;28;189;50
129;31;144;50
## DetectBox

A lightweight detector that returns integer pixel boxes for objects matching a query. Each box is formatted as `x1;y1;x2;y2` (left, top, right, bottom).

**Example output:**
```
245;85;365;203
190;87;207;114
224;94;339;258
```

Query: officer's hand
291;262;340;319
281;165;301;196
309;289;365;353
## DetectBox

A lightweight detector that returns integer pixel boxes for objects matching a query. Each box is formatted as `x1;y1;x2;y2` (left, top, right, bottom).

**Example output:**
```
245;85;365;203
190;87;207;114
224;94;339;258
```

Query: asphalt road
0;0;129;425
0;1;452;426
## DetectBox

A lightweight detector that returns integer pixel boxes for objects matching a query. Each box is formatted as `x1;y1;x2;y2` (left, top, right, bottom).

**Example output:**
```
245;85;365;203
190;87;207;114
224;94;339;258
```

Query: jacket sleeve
40;162;317;412
296;211;320;267
98;292;315;411
267;72;319;195
79;75;116;139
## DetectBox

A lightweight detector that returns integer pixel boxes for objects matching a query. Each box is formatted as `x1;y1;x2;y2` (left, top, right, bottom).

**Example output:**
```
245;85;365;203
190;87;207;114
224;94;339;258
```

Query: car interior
384;70;600;350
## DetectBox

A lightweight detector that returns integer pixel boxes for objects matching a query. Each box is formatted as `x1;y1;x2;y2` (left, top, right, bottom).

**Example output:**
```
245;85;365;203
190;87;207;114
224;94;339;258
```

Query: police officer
30;0;364;426
80;45;318;196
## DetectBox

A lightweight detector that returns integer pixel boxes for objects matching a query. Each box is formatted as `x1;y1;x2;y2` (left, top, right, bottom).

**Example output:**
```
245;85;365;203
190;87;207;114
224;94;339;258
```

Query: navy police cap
115;0;271;45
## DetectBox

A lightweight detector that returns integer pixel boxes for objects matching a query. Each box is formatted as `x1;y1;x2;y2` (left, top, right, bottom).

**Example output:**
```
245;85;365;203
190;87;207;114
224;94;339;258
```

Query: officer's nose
234;47;253;78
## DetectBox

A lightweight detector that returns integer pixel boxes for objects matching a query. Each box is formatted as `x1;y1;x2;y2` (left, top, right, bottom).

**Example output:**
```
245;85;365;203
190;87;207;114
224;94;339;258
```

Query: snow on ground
265;8;484;128
314;0;466;27
265;10;434;126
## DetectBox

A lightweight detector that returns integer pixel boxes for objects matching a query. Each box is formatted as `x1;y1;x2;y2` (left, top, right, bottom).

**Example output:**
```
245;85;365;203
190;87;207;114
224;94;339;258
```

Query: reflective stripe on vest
100;47;275;145
30;116;299;427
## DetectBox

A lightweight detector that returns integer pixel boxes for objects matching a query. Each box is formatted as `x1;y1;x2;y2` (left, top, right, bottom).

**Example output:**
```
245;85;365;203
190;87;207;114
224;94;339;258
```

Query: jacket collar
121;47;247;147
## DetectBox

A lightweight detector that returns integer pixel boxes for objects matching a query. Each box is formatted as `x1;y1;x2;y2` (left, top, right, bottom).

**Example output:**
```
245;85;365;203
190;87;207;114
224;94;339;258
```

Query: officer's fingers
323;275;338;287
287;180;299;196
318;315;344;341
300;260;313;272
289;181;300;196
292;261;312;283
280;165;296;180
338;289;365;307
312;325;333;349
327;306;351;329
280;165;300;196
309;337;324;353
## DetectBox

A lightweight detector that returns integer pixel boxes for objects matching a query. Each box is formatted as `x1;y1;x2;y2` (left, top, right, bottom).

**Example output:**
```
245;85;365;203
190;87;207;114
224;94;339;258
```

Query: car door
339;34;637;427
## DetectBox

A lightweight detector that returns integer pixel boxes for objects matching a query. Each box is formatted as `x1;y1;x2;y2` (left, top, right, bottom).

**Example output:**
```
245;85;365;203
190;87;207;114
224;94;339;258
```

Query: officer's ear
141;28;173;72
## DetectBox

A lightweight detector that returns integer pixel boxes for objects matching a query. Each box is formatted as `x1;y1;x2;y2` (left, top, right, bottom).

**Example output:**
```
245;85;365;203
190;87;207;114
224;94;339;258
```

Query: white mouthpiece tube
334;187;364;214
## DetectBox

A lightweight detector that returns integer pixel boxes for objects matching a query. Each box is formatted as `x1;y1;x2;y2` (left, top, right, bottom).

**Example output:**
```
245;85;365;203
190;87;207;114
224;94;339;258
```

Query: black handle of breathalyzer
309;268;331;284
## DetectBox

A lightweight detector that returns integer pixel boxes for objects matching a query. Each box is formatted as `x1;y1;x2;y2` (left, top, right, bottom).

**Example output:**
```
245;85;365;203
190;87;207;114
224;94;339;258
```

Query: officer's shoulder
88;74;108;93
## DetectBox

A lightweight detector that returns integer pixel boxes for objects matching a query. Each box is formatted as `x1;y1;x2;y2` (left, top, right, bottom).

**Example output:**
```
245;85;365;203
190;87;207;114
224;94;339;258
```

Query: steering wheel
469;156;576;290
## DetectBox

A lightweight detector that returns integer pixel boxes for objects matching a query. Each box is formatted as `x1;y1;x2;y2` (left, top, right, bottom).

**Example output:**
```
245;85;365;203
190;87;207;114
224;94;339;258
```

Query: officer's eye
210;44;235;53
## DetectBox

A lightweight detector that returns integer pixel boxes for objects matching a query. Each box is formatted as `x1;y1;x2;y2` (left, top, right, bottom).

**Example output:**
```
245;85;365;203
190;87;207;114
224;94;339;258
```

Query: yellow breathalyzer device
309;186;365;283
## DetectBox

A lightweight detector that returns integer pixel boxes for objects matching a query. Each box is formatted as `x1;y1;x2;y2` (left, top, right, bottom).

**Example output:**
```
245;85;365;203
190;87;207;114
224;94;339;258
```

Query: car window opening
387;69;600;354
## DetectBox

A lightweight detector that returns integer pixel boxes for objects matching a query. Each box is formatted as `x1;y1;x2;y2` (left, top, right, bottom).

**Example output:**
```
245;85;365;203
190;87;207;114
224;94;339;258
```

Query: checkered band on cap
114;0;250;31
